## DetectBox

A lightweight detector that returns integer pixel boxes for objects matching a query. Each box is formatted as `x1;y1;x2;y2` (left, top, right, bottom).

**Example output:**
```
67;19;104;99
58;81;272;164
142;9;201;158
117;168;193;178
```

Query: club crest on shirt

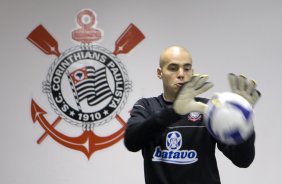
152;131;198;165
187;112;203;122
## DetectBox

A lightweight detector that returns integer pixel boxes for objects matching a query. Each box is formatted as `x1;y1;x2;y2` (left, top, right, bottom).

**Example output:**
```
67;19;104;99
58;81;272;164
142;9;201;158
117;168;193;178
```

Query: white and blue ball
204;92;254;145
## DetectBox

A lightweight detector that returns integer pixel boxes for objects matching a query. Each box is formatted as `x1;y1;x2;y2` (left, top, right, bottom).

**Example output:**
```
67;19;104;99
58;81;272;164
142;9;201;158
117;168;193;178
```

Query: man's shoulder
136;94;162;102
134;95;164;109
136;96;209;105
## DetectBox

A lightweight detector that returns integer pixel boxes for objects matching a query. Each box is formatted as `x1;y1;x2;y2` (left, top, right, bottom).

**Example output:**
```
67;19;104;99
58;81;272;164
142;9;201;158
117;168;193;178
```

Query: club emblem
27;9;145;159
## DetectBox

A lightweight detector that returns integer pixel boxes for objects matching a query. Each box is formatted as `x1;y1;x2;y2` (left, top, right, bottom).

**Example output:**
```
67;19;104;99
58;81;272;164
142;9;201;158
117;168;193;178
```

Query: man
124;45;260;184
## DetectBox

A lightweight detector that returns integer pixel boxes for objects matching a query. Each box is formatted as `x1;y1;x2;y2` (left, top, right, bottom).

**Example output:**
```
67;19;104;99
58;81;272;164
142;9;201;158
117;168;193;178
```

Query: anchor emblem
27;9;145;159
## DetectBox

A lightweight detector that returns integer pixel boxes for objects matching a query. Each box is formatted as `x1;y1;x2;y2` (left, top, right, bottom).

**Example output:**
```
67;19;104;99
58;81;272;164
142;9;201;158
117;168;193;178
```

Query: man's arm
124;99;180;152
217;133;255;168
218;73;260;167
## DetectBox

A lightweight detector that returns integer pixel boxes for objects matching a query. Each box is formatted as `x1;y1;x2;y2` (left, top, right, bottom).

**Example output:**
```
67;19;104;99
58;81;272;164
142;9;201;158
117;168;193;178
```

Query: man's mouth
176;83;185;87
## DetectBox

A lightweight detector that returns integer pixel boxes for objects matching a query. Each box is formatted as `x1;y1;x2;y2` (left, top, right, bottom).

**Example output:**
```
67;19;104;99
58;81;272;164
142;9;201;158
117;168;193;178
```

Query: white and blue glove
228;73;261;107
173;74;214;115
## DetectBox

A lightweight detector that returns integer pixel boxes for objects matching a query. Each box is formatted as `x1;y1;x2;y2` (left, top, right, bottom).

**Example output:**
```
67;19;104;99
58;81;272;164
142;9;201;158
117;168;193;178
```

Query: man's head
157;45;193;102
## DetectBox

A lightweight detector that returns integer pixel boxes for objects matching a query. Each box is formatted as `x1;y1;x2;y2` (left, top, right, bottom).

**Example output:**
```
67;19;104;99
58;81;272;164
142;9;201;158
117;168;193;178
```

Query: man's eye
184;67;191;71
168;65;178;71
169;67;178;71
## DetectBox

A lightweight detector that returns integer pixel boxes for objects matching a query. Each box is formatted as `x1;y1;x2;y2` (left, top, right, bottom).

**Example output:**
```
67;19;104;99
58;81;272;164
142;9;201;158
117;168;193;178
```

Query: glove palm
173;74;214;115
228;73;261;107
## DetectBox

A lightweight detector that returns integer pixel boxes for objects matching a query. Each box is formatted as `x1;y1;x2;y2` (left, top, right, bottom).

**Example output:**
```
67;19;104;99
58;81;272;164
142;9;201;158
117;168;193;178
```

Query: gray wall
1;0;281;183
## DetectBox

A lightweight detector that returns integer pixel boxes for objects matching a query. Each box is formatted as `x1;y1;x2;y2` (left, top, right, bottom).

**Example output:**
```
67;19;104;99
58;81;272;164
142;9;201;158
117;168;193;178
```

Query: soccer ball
204;92;254;145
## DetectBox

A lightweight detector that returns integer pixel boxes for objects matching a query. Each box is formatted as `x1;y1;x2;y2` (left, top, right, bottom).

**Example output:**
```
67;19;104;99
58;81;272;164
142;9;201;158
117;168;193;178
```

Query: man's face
158;48;193;101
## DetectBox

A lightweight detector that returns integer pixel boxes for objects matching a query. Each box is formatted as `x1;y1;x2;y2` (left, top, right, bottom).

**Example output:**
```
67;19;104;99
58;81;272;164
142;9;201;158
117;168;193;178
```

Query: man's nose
177;68;184;79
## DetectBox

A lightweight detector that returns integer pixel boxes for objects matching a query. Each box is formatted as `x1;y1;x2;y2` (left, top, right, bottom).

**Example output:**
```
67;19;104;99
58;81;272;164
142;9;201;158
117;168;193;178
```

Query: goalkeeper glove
173;74;214;115
228;73;261;107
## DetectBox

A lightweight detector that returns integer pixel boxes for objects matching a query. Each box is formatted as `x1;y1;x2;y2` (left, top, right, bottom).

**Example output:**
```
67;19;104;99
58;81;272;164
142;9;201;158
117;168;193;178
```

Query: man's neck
162;93;175;102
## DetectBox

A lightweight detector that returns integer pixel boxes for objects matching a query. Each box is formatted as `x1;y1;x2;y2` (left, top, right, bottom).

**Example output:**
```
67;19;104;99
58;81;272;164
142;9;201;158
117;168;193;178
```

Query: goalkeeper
124;45;261;184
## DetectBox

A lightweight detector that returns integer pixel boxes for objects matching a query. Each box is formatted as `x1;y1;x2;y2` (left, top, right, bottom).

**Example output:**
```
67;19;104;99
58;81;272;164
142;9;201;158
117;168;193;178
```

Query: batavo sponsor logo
27;9;145;159
152;131;198;164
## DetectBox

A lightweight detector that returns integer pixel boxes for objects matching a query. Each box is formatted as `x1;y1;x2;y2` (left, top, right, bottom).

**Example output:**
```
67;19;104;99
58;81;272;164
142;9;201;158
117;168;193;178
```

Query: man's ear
157;68;162;79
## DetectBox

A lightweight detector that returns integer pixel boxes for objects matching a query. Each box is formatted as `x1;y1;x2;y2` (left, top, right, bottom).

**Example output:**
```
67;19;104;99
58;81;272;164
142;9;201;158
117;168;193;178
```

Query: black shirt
124;94;255;184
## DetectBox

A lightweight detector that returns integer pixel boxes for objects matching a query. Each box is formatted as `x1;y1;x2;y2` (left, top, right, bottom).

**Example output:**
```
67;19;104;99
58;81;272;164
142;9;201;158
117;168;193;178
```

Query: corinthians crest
27;9;145;159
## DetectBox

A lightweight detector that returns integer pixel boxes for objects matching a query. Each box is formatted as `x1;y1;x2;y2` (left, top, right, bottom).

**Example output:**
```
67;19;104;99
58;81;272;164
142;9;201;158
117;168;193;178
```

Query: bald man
157;46;193;101
124;45;256;184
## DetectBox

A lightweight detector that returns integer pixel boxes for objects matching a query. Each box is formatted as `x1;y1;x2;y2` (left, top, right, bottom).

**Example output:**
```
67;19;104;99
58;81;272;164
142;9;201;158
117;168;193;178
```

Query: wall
1;0;282;183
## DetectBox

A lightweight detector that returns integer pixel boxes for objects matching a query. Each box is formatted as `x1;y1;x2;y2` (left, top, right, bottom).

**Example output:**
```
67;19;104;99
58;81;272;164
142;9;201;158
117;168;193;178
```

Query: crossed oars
27;24;145;158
